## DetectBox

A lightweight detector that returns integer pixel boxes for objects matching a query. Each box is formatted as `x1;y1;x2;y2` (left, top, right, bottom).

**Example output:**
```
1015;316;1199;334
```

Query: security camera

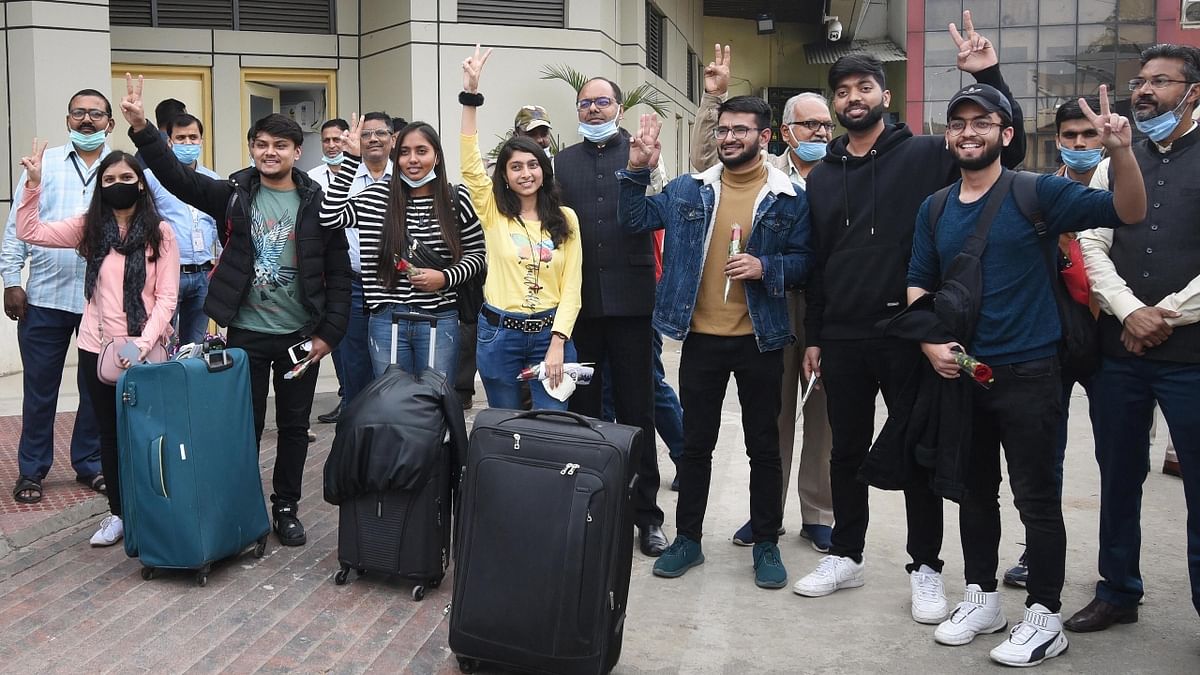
826;18;843;42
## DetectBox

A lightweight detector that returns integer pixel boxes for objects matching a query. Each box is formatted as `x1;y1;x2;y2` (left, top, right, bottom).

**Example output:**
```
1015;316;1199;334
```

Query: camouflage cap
514;105;552;132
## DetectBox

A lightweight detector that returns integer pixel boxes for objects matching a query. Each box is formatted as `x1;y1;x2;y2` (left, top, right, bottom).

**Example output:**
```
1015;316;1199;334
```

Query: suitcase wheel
412;585;425;601
140;567;155;581
334;567;349;586
456;657;479;673
429;578;441;589
196;572;209;587
253;537;268;558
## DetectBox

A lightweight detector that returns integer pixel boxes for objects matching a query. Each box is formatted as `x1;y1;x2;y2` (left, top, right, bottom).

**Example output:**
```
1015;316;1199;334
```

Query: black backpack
927;170;1100;377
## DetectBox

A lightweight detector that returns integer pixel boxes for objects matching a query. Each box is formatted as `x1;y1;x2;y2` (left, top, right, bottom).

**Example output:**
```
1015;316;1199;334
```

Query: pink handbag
95;301;167;386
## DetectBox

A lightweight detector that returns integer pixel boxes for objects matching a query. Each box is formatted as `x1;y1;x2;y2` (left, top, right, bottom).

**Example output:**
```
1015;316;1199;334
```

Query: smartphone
287;339;312;365
118;341;141;363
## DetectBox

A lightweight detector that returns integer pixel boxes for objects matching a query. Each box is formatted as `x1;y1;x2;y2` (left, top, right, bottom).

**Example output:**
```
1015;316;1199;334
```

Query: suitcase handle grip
510;409;599;432
392;311;438;326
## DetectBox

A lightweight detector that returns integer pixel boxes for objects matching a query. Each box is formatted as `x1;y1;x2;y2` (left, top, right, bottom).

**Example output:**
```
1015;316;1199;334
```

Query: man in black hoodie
792;11;1025;624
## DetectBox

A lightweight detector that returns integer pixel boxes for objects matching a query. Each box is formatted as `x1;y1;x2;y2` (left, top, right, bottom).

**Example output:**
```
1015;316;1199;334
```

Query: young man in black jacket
792;11;1026;624
120;74;352;547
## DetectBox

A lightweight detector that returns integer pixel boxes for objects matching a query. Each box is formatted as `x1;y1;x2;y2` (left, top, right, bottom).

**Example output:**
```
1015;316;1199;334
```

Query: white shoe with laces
910;564;950;624
89;514;124;547
792;554;865;597
989;603;1069;667
934;584;1007;645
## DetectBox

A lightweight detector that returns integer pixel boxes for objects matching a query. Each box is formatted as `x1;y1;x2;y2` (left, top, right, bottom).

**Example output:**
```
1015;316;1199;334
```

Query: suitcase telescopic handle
392;311;438;326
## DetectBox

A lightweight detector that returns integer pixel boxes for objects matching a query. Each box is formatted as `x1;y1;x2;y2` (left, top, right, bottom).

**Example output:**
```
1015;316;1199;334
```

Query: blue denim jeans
1088;355;1200;616
476;305;576;411
17;305;101;479
332;279;375;406
368;302;460;384
173;269;210;346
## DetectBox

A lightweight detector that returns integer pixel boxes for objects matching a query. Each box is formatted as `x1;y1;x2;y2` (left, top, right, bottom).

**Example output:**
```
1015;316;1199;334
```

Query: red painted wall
1159;0;1200;46
906;0;926;129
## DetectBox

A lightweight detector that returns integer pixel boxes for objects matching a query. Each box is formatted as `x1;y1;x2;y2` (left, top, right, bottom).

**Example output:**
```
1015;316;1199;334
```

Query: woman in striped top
320;117;485;383
460;46;583;411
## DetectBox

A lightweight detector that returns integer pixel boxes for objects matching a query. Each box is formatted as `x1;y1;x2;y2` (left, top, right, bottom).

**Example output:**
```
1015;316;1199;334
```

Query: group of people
3;7;1197;669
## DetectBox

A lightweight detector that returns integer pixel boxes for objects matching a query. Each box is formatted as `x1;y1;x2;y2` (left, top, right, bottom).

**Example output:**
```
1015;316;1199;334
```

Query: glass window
999;27;1037;62
924;101;950;135
1077;60;1116;94
965;0;998;28
1118;0;1154;21
1037;61;1078;99
1000;0;1037;26
1039;26;1076;61
1001;63;1038;98
1079;0;1118;23
1077;24;1117;59
925;32;960;66
1016;97;1040;134
925;66;964;101
1118;23;1156;55
1039;0;1076;25
926;0;961;31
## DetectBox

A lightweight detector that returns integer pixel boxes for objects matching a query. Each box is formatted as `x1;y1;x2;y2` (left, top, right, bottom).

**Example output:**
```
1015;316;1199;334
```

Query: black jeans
821;338;944;571
676;333;783;544
78;349;121;517
570;315;664;529
961;356;1065;612
227;327;322;507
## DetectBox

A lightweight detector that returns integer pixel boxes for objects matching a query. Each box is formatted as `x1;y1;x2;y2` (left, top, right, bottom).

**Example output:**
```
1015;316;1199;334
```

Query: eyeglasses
713;126;762;140
788;120;836;133
1128;77;1196;91
576;97;616;111
360;129;393;140
946;119;1004;135
69;108;111;122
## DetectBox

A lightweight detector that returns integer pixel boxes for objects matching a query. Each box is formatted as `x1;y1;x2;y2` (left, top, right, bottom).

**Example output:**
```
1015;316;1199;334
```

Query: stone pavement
0;346;1197;673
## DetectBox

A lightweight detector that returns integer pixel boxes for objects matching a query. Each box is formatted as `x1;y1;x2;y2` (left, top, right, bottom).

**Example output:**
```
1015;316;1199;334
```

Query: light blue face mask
578;119;620;143
69;130;107;152
401;168;437;189
322;152;345;166
1135;84;1196;142
172;143;203;165
1058;146;1103;172
793;140;828;162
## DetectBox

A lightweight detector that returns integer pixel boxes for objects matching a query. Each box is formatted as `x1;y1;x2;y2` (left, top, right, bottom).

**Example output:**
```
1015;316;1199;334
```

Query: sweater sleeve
907;197;940;292
137;223;180;349
550;207;584;338
16;185;86;248
318;154;361;230
442;184;487;289
459;133;501;230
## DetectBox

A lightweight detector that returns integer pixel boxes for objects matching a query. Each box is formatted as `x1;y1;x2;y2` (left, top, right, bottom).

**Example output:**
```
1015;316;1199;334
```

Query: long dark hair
78;151;163;262
491;136;570;246
378;122;462;289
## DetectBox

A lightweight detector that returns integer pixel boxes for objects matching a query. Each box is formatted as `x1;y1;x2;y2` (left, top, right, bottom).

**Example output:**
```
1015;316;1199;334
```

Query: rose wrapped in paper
952;348;994;388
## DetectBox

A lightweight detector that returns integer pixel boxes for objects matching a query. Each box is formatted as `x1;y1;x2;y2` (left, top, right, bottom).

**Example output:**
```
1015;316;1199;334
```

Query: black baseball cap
947;83;1013;122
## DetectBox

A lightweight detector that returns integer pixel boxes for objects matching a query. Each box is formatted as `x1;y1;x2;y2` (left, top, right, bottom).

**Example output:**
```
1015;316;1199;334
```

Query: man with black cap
906;83;1144;666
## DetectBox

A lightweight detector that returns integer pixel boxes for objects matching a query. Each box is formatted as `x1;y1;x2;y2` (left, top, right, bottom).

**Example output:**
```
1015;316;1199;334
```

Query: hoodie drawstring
869;149;878;236
841;155;850;228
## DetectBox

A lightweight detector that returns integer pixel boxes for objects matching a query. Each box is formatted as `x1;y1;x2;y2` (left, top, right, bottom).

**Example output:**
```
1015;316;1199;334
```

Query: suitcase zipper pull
609;591;615;610
586;509;592;523
513;433;521;450
560;462;579;476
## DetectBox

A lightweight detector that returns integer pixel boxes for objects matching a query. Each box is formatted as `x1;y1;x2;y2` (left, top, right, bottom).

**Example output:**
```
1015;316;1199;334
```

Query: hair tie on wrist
459;91;485;107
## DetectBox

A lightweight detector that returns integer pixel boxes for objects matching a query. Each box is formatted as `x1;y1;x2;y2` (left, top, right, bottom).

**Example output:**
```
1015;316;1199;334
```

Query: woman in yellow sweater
459;45;583;410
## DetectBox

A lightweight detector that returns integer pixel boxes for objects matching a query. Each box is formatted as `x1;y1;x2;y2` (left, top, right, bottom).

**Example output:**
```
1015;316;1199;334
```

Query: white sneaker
934;584;1007;645
910;564;950;624
89;514;124;547
989;603;1069;667
792;555;865;597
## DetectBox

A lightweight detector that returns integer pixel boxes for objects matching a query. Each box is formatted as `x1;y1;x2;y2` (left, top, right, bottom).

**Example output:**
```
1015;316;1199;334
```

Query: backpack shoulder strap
1010;171;1047;237
927;184;954;236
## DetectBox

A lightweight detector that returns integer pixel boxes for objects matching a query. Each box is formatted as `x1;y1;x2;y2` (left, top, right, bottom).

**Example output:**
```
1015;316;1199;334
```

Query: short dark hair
321;118;349;133
167;113;204;136
1140;43;1200;82
1055;96;1099;132
362;111;393;132
828;53;887;91
718;95;772;132
154;98;187;129
69;89;112;115
580;77;624;105
247;113;304;146
391;117;408;132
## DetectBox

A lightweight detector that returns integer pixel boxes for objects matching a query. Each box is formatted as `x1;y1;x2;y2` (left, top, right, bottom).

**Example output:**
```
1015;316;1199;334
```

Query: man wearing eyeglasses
690;43;836;556
1072;42;1200;632
555;77;668;558
2;90;111;505
907;83;1144;666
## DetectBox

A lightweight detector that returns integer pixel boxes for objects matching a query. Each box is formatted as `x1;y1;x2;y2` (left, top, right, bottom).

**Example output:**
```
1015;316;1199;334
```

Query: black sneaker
273;503;307;546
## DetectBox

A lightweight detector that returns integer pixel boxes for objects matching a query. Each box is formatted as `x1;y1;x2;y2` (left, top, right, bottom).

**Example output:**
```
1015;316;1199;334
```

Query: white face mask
578;119;619;143
400;168;437;188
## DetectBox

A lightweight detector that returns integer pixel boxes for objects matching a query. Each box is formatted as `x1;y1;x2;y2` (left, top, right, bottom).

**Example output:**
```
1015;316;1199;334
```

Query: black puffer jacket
130;123;352;347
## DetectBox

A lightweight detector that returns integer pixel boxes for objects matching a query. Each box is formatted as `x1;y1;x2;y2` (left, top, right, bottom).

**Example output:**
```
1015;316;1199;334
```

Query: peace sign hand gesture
629;113;662;170
704;43;731;96
1079;85;1132;151
949;10;997;74
19;139;49;187
119;72;148;132
341;112;365;157
462;44;493;94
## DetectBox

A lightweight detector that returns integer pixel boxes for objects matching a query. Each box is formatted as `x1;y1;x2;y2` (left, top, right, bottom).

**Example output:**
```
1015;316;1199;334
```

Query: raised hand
704;43;731;95
341;112;364;156
949;10;997;74
18;139;49;187
629;113;662;169
461;43;493;94
119;73;148;131
1079;85;1132;151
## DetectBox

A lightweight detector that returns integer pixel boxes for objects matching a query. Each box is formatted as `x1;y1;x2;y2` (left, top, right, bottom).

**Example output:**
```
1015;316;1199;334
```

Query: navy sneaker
733;520;786;546
653;535;705;578
1003;551;1028;588
800;524;833;553
753;542;788;589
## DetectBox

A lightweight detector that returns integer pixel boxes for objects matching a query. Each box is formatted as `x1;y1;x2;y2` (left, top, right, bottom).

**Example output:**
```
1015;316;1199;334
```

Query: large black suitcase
449;408;640;675
323;312;466;600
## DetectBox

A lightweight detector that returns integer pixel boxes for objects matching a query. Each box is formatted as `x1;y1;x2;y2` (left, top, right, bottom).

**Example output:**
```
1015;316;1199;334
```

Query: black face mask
101;183;141;210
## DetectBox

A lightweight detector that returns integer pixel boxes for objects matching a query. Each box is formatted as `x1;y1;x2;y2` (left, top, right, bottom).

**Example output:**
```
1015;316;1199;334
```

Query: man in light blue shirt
1;89;109;503
144;113;220;345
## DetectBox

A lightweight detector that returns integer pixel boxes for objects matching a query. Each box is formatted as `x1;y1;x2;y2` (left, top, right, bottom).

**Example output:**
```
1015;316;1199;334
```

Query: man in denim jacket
617;97;811;589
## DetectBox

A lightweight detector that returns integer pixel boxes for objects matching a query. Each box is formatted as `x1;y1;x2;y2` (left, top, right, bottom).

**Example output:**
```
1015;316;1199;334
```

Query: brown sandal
13;476;43;504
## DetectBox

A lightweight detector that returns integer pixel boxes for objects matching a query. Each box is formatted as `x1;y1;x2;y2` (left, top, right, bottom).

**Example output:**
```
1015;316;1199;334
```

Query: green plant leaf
540;64;672;116
539;64;588;93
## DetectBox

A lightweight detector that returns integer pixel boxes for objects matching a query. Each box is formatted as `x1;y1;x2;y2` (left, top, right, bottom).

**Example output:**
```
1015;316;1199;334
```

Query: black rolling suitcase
449;408;641;675
323;312;467;600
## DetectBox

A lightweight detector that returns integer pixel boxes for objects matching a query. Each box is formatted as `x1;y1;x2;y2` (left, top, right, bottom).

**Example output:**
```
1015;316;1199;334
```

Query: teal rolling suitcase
116;347;270;586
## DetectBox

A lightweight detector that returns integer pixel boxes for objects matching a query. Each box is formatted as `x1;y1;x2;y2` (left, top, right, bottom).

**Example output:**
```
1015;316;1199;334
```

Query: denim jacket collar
690;159;798;198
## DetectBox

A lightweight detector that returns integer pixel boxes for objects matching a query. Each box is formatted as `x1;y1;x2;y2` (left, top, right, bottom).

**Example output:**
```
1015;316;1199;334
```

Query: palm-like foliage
540;64;671;117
